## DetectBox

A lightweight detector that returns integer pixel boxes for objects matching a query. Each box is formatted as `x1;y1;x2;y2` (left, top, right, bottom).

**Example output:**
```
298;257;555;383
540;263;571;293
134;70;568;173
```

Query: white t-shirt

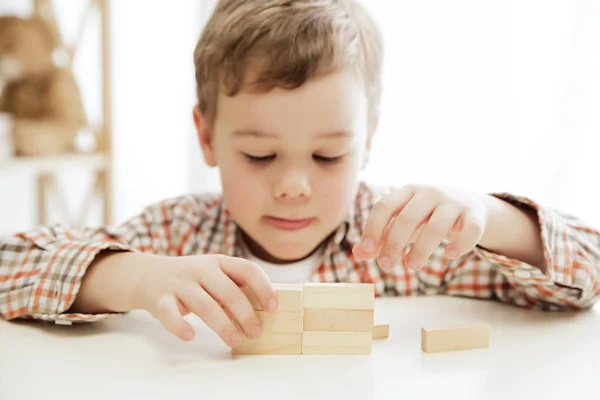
240;239;323;284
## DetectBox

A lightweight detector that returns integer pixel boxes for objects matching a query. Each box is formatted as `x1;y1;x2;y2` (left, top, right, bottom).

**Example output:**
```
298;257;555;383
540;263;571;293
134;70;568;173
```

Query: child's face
194;68;373;263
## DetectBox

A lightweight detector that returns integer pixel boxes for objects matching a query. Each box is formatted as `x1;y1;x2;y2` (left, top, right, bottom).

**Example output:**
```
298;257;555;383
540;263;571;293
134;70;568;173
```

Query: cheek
317;162;361;213
220;158;265;209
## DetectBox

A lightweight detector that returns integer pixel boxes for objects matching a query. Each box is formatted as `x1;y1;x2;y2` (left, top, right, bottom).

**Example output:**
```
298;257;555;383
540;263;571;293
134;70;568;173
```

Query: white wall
370;0;600;225
360;0;599;226
0;0;202;236
110;0;201;222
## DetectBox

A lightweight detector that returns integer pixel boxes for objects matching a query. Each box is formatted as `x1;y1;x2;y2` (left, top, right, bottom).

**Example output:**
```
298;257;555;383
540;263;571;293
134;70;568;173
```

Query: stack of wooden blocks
234;282;385;355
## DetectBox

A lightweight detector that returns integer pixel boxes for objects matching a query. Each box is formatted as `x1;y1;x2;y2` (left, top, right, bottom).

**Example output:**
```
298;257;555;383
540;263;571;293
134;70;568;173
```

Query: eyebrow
316;131;352;139
232;129;352;139
232;129;277;138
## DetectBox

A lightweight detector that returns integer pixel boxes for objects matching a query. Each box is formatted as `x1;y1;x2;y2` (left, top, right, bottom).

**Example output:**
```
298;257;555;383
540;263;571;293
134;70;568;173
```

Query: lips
265;216;314;231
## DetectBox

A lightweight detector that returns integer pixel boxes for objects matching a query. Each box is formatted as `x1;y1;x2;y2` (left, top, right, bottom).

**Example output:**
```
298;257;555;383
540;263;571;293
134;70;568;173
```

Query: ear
193;106;217;167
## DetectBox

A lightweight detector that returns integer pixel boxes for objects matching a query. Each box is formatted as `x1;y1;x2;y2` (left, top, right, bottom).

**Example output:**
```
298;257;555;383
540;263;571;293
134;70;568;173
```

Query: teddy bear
0;15;87;156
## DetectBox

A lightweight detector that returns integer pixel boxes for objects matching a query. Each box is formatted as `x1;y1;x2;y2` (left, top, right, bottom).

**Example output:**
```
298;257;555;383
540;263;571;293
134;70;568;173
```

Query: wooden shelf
0;153;109;174
0;0;114;226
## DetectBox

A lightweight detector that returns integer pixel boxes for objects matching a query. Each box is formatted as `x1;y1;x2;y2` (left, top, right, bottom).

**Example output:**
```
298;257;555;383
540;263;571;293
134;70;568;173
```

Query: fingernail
362;237;375;252
378;256;392;269
251;326;262;339
231;332;242;346
407;258;421;270
267;298;278;312
183;330;194;341
446;248;457;258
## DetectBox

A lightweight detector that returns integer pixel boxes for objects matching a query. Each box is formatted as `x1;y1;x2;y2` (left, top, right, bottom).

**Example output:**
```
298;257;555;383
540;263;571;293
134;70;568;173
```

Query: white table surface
1;296;598;400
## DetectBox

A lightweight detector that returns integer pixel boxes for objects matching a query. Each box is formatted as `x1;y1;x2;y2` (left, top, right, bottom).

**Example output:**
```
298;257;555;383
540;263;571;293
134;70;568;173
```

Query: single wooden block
257;310;303;333
232;333;302;355
303;283;374;310
241;283;303;312
303;308;373;332
372;323;390;340
421;323;490;353
302;332;372;355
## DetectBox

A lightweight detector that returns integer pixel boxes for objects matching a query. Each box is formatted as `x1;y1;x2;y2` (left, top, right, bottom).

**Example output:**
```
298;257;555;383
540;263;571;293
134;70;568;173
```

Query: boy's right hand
135;254;277;347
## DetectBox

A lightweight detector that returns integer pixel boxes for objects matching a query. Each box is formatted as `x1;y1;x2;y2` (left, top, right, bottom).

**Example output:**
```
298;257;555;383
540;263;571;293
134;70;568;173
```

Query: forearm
68;251;151;314
478;195;546;271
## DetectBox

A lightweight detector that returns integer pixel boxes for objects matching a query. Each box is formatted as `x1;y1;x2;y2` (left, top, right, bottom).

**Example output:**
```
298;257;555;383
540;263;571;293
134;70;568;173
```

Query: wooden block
303;283;374;310
304;308;373;332
372;323;389;339
241;283;303;312
372;305;389;339
302;332;372;355
232;333;302;355
257;310;303;333
421;323;489;353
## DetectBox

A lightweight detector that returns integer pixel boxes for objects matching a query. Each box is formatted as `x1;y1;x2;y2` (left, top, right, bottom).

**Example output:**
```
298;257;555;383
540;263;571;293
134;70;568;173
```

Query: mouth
264;216;314;231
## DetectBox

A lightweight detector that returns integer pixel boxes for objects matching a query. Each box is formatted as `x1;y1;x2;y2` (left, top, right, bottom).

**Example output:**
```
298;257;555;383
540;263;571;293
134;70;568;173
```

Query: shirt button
515;270;531;279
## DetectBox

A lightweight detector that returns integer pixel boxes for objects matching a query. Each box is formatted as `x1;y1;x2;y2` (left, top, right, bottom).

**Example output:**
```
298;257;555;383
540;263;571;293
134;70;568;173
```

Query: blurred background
0;0;598;239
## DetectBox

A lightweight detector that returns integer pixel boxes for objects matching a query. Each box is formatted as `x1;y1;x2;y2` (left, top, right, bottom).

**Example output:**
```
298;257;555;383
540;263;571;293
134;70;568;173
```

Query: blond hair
193;0;383;128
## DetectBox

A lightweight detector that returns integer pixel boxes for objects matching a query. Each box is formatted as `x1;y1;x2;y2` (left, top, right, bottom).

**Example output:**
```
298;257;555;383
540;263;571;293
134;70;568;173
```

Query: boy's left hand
353;184;490;271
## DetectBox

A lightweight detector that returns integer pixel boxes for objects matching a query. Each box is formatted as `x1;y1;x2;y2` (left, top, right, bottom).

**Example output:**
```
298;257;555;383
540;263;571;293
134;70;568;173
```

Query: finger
354;187;415;259
453;214;465;232
176;298;191;316
405;204;461;269
442;217;463;243
354;217;393;259
178;284;243;347
218;255;278;312
445;211;485;258
377;194;437;270
408;224;425;244
199;267;263;340
151;295;196;342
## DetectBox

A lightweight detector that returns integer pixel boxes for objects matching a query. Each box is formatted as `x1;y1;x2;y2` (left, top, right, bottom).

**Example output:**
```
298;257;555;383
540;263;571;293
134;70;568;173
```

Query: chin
241;222;331;263
267;242;319;262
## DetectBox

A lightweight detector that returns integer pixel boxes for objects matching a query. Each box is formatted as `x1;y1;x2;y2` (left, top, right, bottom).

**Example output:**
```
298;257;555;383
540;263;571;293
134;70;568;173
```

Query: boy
1;0;599;349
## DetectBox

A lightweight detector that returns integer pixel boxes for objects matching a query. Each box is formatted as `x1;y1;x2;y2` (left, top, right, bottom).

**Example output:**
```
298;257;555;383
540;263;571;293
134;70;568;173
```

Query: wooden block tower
233;282;377;356
302;283;374;355
233;283;304;355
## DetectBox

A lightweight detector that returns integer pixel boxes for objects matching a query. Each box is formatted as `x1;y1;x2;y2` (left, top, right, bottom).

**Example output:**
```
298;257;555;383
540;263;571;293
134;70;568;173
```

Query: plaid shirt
1;182;599;324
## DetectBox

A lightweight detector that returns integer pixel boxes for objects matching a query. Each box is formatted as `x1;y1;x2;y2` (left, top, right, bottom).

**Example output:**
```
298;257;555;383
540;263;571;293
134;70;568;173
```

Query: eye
243;153;276;163
313;154;344;163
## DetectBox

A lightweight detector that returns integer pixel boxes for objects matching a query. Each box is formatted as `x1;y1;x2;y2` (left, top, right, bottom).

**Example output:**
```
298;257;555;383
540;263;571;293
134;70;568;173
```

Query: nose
274;169;312;200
